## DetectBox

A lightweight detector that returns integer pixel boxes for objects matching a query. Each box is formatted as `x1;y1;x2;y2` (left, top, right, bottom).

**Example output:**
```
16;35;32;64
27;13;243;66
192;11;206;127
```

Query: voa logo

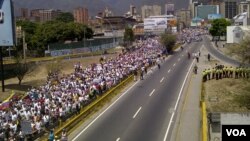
226;129;246;136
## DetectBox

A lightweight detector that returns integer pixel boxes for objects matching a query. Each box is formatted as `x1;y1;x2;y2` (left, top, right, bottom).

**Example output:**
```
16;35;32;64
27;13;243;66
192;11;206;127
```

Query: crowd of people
177;28;208;44
202;64;250;82
0;38;164;140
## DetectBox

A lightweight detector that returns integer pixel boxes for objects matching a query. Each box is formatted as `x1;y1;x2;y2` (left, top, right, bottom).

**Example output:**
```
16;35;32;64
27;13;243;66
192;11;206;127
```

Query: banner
0;0;15;46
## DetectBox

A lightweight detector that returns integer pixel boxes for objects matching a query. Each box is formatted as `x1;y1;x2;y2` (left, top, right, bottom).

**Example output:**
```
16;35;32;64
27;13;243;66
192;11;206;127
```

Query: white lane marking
149;89;156;97
160;77;165;83
116;138;120;141
163;59;195;141
173;63;176;67
182;55;184;57
178;58;180;61
72;81;139;141
133;107;142;119
168;69;171;73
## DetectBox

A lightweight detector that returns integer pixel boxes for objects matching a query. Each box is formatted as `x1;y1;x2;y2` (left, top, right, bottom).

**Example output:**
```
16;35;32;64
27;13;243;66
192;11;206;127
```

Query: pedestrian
198;50;201;57
207;69;211;80
215;69;219;80
48;129;55;141
202;70;207;82
211;68;215;79
196;56;199;63
187;52;191;59
61;129;68;141
133;69;138;81
181;46;183;51
208;53;211;61
194;64;198;74
140;68;144;80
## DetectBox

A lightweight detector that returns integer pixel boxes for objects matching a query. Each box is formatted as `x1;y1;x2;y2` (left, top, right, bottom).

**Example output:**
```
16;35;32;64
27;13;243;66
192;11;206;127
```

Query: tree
16;20;94;57
16;20;38;53
13;54;34;85
160;33;176;53
56;12;74;23
228;37;250;65
124;27;134;46
209;18;231;40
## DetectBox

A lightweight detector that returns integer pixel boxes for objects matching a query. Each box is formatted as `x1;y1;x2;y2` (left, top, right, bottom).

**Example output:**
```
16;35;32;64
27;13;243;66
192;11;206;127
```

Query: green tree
209;18;231;40
56;12;74;23
13;54;34;85
16;20;94;56
160;33;176;53
228;37;250;65
16;20;38;52
124;27;134;46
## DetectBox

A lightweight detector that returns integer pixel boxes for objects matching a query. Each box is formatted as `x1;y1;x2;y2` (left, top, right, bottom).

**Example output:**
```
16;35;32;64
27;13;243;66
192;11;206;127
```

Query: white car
0;10;4;24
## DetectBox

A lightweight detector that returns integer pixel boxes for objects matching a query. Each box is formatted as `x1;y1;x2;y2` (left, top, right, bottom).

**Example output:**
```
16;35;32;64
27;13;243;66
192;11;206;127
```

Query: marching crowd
202;64;250;82
0;27;210;140
0;38;164;140
177;28;208;44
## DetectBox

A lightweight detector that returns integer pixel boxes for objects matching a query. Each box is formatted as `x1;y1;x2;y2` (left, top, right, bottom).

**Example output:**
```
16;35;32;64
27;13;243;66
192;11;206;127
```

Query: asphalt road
203;36;246;67
70;40;203;141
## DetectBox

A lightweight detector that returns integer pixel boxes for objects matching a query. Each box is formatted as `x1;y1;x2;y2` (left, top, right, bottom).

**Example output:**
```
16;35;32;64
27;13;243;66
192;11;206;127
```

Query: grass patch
204;78;250;112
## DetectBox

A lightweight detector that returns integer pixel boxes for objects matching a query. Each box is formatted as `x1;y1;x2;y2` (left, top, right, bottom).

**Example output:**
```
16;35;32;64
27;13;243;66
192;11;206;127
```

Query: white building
227;26;250;43
233;12;248;26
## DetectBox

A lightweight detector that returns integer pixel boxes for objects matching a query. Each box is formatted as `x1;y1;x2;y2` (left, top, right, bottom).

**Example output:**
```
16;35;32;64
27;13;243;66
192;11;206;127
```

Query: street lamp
95;16;115;47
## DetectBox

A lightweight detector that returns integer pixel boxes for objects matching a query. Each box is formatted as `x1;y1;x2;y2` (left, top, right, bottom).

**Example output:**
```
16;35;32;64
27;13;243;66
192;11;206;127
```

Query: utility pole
22;31;27;63
0;47;5;92
84;28;86;47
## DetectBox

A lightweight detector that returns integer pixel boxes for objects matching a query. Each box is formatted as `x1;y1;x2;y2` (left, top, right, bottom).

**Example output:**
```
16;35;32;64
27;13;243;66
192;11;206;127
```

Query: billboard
144;17;168;32
208;14;222;20
0;0;15;46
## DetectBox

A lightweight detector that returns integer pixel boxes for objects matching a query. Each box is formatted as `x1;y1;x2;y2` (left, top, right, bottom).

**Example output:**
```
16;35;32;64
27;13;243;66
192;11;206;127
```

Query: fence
48;37;123;57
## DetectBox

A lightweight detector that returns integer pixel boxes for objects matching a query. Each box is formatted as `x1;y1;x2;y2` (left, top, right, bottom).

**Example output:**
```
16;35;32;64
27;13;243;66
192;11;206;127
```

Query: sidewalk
172;45;210;141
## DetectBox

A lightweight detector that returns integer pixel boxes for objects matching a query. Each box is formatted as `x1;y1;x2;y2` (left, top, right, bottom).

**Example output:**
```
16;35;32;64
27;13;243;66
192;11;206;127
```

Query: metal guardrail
50;75;133;140
202;102;208;141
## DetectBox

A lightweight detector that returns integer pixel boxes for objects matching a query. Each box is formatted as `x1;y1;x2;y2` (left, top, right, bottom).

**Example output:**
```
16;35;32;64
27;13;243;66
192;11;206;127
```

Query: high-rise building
238;1;250;18
220;0;238;19
40;9;61;23
176;9;191;27
141;5;161;20
73;7;89;24
30;9;61;22
19;8;29;20
197;5;219;20
165;3;175;15
190;1;200;18
130;4;137;16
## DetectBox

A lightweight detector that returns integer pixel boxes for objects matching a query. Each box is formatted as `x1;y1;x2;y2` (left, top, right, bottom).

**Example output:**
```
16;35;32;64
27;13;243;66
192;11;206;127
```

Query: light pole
95;16;115;47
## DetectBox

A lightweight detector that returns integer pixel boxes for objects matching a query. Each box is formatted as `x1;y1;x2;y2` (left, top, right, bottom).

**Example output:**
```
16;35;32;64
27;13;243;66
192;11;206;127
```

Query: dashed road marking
168;69;171;73
133;107;142;119
173;63;176;67
163;60;195;141
116;138;120;141
160;77;165;83
149;89;156;97
72;81;139;141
